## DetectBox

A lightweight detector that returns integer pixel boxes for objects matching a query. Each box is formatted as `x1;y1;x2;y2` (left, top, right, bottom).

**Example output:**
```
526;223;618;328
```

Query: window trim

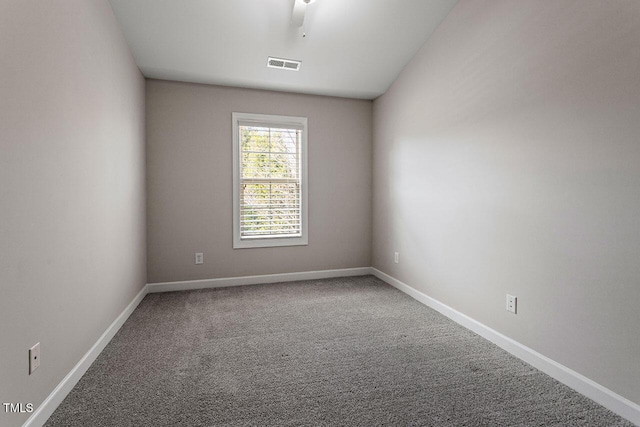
232;112;308;249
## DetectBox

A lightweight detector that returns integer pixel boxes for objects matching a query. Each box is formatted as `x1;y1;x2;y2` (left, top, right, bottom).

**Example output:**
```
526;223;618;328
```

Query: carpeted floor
46;276;633;426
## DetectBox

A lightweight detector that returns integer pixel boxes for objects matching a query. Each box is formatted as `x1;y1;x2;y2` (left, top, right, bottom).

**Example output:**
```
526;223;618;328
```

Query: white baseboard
146;267;372;293
23;284;149;427
370;268;640;426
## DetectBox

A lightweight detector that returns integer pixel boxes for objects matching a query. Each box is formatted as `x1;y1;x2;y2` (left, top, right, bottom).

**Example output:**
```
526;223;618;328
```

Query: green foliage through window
240;126;302;237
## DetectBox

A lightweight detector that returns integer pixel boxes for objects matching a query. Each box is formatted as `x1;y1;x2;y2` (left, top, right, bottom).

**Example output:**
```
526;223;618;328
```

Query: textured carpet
46;276;632;426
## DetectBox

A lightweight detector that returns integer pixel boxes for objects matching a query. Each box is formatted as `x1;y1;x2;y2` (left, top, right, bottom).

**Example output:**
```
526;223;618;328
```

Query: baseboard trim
146;267;372;293
370;268;640;426
23;284;149;427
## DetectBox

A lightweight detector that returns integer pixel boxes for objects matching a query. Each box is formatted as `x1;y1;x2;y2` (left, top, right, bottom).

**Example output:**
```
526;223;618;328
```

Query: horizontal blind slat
239;122;304;131
241;231;301;234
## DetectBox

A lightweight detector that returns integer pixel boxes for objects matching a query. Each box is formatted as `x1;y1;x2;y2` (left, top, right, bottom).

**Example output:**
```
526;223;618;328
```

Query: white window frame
232;112;308;249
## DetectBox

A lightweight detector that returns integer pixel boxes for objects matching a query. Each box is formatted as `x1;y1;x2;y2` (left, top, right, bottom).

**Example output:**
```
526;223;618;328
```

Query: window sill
233;235;308;249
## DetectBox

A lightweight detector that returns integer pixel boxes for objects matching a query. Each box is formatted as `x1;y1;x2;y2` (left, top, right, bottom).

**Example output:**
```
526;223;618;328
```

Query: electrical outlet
506;294;517;314
394;252;399;264
195;253;204;265
29;343;40;374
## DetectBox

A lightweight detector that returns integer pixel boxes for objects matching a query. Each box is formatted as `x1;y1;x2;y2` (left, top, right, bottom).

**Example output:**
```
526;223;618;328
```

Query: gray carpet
46;276;632;426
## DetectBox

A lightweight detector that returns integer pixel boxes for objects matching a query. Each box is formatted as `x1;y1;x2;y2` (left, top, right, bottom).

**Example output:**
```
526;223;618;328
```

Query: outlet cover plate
29;343;40;374
195;253;204;265
506;294;517;314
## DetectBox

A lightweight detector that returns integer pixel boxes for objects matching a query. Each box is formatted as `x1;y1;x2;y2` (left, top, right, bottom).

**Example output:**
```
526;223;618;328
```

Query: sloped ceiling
109;0;458;99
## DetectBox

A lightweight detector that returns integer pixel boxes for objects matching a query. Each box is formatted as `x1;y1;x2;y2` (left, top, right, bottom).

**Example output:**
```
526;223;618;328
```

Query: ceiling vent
267;57;301;71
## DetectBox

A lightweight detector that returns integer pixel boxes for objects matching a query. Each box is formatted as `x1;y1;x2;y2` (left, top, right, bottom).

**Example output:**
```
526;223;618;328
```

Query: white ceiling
108;0;458;100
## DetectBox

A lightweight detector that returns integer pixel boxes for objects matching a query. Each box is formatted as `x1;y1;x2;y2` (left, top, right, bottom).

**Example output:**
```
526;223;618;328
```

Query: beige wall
146;80;372;283
0;1;146;426
372;0;640;406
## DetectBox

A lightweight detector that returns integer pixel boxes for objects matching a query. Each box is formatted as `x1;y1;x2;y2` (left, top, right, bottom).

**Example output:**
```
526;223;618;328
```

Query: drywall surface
146;80;372;283
0;1;146;426
372;0;640;405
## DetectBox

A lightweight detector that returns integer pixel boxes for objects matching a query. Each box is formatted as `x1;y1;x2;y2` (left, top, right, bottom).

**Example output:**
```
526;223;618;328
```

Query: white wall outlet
506;294;517;314
394;252;399;264
29;343;40;374
195;253;204;265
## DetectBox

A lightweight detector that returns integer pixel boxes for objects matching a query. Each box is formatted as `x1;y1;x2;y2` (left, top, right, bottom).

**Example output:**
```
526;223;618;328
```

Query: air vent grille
267;57;301;71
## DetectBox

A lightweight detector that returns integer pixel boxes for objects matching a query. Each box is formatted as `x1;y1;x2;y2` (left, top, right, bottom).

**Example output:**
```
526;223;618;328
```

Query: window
232;112;308;248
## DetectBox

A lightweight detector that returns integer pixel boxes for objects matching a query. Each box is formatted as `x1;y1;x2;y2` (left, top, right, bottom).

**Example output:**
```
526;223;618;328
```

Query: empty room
1;0;639;426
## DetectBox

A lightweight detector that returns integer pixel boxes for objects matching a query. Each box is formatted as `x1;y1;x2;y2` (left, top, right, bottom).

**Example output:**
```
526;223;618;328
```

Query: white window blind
232;113;308;248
